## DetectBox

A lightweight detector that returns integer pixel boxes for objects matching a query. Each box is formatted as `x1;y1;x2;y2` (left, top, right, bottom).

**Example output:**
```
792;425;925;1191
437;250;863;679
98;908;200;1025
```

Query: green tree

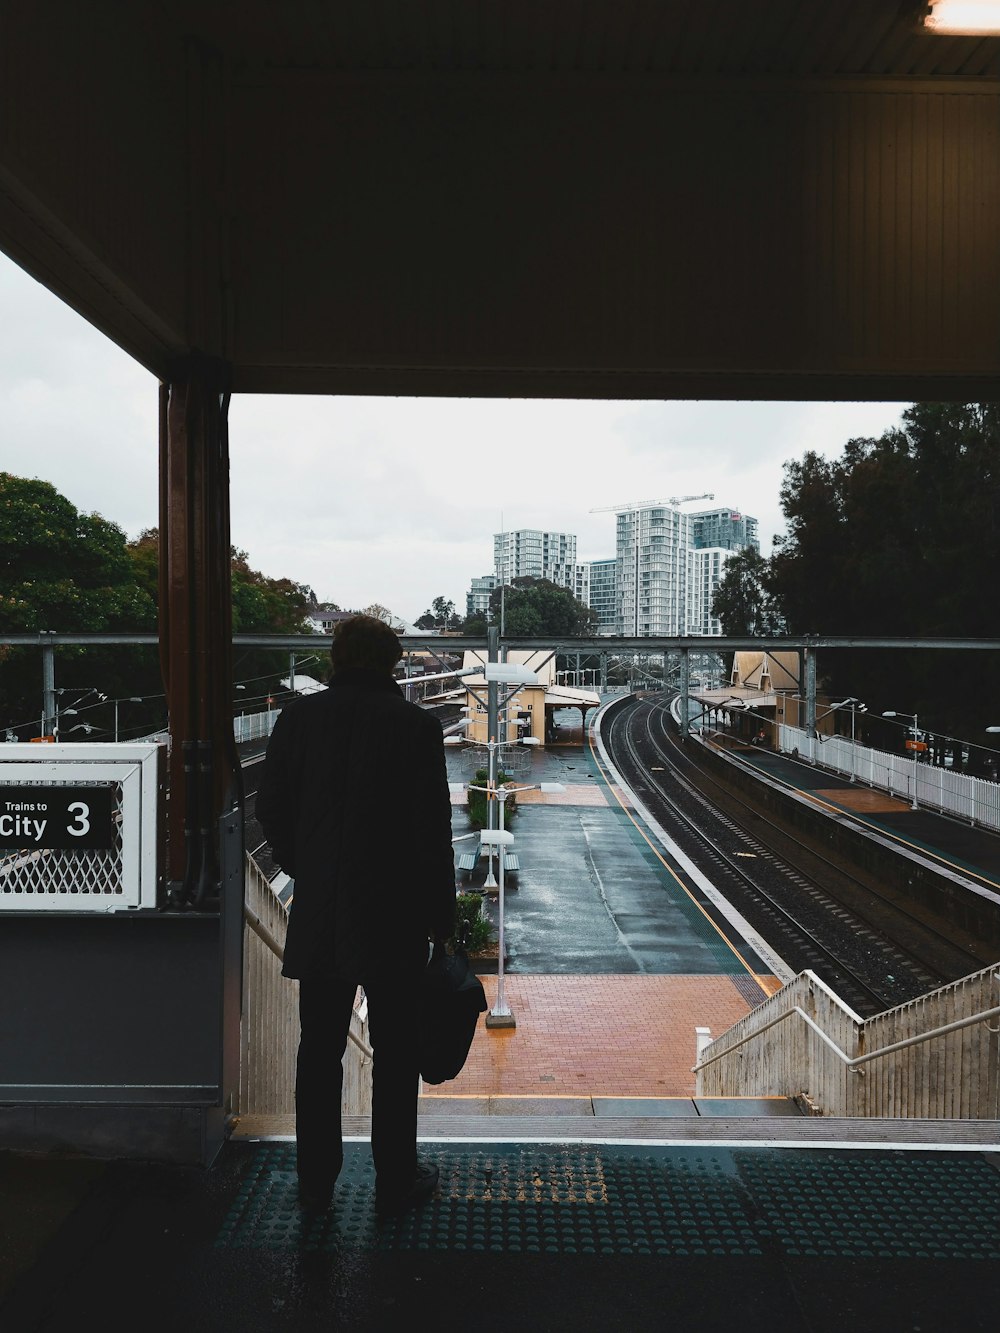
768;404;1000;749
0;474;159;736
231;548;313;634
415;595;461;631
460;611;488;636
0;477;320;737
711;549;782;637
488;577;597;637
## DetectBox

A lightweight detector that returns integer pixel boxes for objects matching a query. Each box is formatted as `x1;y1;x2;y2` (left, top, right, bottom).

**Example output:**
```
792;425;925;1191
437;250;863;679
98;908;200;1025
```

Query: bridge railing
695;964;1000;1119
777;724;1000;832
240;854;372;1118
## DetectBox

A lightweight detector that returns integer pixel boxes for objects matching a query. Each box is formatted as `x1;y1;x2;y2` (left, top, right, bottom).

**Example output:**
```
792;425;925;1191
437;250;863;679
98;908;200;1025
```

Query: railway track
601;695;988;1017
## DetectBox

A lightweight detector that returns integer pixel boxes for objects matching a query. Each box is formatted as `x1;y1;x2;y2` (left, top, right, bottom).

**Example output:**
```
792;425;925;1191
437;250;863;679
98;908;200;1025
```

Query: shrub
466;768;518;830
449;892;493;954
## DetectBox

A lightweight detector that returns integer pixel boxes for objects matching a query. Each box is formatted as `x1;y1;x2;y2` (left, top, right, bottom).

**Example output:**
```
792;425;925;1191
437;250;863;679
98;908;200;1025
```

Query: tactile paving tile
735;1149;1000;1261
215;1143;1000;1260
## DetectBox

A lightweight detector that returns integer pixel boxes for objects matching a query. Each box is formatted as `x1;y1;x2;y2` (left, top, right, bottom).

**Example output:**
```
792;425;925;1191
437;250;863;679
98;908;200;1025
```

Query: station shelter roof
461;651;558;688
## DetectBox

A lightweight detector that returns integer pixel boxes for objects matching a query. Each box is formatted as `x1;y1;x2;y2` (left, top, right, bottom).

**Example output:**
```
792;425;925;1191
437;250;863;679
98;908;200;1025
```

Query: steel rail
650;701;992;976
605;698;900;1013
634;700;962;1005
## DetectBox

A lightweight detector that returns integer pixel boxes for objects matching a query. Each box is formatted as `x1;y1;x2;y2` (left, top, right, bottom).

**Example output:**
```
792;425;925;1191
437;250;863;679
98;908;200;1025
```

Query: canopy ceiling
2;1;1000;399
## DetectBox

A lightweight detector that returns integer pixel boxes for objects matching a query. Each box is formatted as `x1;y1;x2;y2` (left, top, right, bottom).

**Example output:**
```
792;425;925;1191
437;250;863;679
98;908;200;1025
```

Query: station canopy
3;2;1000;404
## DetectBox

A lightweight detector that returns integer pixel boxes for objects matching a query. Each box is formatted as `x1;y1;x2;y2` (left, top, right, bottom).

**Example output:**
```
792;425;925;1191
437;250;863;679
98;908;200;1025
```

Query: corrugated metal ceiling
172;1;1000;78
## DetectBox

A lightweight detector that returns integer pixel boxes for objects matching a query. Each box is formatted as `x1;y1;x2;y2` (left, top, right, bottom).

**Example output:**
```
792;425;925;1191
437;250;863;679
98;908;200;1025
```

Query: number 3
67;802;91;837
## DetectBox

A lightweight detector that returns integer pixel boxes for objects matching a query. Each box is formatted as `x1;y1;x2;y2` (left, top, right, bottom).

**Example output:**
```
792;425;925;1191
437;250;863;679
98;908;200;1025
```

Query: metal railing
240;854;372;1118
695;965;1000;1119
234;709;281;745
777;724;1000;832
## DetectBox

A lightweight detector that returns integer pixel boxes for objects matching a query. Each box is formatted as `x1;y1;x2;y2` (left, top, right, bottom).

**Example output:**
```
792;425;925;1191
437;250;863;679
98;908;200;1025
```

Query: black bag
419;942;488;1084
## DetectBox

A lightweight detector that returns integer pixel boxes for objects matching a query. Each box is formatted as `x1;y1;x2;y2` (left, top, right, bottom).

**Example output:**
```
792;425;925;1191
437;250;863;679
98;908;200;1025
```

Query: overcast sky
1;252;910;624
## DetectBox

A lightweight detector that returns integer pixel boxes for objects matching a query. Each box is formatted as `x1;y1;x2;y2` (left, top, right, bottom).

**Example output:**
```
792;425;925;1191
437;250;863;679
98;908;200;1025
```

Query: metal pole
849;706;856;782
114;700;120;743
484;626;500;887
805;648;818;764
486;626;499;817
486;788;515;1028
911;712;919;810
41;637;56;738
679;648;690;736
289;652;296;696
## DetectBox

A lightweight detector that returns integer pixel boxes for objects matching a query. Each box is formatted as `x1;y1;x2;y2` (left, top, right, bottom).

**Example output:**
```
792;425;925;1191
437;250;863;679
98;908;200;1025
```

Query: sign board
0;786;115;850
905;740;929;752
0;744;163;912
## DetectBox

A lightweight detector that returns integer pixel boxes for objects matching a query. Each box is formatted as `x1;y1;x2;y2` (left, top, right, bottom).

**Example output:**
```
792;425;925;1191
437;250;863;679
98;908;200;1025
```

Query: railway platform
730;742;1000;890
3;709;999;1329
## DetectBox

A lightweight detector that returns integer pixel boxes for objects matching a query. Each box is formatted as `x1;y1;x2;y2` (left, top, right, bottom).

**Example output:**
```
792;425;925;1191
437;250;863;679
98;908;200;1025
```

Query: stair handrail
694;967;1000;1076
243;884;374;1061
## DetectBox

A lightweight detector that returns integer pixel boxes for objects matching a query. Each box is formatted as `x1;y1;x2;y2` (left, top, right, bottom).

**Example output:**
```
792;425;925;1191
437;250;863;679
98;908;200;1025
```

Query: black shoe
374;1161;439;1218
297;1179;334;1212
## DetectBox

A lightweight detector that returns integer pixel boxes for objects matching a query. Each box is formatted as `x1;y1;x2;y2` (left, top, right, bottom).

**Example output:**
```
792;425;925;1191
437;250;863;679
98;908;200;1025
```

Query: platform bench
457;852;480;877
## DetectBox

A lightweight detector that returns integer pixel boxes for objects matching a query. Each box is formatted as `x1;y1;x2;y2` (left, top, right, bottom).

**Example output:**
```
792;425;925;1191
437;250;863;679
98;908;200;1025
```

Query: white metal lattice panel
0;744;162;911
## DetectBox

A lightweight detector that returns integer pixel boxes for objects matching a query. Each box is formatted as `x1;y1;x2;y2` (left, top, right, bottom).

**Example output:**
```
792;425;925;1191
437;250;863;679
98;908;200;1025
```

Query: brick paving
815;787;912;814
421;974;766;1100
451;784;609;807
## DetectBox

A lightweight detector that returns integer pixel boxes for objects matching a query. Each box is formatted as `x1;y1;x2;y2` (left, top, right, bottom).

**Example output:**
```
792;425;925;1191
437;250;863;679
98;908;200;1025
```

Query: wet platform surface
3;1138;999;1331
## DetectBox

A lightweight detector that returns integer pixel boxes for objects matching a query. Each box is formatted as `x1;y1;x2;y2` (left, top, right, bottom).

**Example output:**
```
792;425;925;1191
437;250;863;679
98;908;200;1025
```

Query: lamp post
53;706;76;739
820;698;866;781
113;697;143;742
840;700;867;782
882;710;920;810
53;687;107;740
480;661;541;889
467;778;564;1028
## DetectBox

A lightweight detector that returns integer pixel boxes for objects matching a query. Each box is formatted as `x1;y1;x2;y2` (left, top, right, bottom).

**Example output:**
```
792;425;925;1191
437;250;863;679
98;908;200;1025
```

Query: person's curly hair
330;615;402;676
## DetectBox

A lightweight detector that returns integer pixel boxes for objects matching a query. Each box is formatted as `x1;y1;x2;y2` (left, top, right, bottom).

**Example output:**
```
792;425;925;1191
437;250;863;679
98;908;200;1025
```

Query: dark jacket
256;669;456;981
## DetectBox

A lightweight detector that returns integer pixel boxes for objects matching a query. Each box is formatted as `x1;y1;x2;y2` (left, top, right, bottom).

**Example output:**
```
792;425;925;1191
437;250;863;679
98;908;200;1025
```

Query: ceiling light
924;1;1000;33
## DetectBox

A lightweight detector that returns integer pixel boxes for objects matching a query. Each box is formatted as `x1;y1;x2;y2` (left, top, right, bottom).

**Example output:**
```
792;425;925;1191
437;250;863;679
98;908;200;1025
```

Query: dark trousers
295;948;426;1191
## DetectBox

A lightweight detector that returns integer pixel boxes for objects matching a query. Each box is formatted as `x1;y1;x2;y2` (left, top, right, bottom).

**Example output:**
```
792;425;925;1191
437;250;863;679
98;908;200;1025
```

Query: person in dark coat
256;614;456;1215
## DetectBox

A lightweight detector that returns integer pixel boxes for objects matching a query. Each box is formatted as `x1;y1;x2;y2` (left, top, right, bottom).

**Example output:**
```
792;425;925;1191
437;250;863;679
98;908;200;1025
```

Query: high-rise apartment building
613;502;758;636
616;506;690;635
686;547;730;635
466;573;499;619
494;529;578;590
690;508;759;554
573;562;590;608
586;558;618;633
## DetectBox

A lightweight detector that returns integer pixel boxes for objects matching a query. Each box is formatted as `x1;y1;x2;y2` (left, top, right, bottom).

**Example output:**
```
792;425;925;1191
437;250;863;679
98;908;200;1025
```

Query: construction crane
589;493;714;513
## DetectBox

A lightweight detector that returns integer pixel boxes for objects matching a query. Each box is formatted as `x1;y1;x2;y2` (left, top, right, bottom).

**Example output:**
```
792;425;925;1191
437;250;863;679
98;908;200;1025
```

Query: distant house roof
544;685;602;708
732;651;800;692
305;609;351;631
281;674;328;694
